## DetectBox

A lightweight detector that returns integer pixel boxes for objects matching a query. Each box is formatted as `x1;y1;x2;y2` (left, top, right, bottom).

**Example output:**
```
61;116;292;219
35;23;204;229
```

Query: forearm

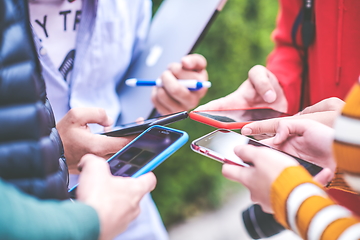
271;166;360;240
0;181;100;240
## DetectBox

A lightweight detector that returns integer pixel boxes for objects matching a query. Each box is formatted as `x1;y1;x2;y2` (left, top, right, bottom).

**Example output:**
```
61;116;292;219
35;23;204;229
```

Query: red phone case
189;107;288;129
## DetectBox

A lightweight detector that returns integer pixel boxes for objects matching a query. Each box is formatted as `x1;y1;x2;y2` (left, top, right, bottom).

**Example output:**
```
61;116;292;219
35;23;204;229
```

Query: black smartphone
191;129;322;176
102;111;188;137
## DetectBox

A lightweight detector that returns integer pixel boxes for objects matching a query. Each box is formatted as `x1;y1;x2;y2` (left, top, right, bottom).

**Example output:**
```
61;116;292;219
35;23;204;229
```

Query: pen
125;78;211;91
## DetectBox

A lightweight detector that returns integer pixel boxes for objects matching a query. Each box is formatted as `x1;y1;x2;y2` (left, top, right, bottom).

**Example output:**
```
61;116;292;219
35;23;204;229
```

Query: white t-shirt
29;0;82;81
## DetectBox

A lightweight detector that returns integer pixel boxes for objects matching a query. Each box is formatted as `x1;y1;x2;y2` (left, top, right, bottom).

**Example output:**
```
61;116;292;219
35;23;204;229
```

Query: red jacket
267;0;360;115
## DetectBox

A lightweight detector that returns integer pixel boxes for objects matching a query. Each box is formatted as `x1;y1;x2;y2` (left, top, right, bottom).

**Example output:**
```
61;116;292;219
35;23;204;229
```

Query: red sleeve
266;0;304;115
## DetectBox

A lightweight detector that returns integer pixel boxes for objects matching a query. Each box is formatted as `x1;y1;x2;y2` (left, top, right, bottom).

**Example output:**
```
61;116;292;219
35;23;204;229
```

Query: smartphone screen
102;111;188;137
108;126;184;177
191;129;322;176
69;126;188;198
189;108;288;129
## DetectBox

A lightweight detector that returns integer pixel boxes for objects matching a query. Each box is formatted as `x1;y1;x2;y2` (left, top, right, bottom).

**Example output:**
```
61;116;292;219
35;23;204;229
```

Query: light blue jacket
32;1;169;239
34;0;151;128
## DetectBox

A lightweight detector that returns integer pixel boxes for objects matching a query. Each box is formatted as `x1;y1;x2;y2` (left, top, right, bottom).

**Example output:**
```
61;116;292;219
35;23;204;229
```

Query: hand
241;98;344;136
76;154;156;240
222;145;299;213
260;119;336;175
197;65;287;112
57;108;134;174
152;54;208;115
297;97;345;115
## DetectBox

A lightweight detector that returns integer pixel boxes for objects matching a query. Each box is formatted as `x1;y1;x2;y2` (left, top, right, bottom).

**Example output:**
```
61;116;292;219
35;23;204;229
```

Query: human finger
180;54;207;71
65;108;113;127
248;65;277;103
233;145;260;166
241;117;284;136
151;87;184;115
272;119;315;145
313;168;334;186
78;154;109;174
91;135;134;158
168;62;207;80
134;172;157;193
160;71;201;108
299;97;345;115
151;87;172;115
222;163;254;187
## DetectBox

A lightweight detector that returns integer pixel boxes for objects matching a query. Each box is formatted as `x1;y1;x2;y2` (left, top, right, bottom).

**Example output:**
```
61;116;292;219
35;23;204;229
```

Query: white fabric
286;183;327;235
343;173;360;192
307;205;352;240
334;115;360;146
29;0;81;69
338;223;360;240
35;1;169;239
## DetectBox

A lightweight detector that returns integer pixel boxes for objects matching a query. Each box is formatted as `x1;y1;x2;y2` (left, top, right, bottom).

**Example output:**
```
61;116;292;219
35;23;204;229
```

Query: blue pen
125;78;211;91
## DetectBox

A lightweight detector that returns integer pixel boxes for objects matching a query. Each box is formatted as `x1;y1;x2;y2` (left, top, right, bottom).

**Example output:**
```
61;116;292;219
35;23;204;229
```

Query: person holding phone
0;2;157;238
237;97;346;136
198;0;360;116
222;91;360;239
0;154;157;240
28;1;208;239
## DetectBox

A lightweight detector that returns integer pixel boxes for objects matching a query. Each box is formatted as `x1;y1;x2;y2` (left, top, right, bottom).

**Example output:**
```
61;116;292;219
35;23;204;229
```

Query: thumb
248;65;277;103
222;163;253;187
233;145;259;166
313;168;333;186
78;154;109;173
135;172;157;193
72;108;113;127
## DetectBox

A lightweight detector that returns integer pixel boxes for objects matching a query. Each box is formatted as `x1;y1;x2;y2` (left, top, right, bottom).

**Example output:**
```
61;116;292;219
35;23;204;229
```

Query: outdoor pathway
168;189;302;240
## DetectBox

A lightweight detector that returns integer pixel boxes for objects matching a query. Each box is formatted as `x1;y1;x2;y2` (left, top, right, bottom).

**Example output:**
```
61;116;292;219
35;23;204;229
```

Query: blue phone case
68;125;188;195
115;125;188;178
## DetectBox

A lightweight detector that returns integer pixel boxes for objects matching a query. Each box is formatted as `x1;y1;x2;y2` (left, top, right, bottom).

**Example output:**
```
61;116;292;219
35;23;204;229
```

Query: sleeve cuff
270;166;322;228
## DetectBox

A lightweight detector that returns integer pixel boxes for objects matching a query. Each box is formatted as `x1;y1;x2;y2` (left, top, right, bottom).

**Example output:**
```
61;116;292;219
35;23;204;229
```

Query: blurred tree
150;0;279;227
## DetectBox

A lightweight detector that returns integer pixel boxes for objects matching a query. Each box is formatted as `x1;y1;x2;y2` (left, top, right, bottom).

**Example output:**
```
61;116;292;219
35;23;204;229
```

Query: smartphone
102;111;188;137
189;108;288;129
69;125;189;198
191;129;322;176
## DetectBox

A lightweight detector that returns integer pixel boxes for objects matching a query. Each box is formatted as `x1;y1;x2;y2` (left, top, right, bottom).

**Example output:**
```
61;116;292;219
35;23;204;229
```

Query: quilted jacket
0;0;69;199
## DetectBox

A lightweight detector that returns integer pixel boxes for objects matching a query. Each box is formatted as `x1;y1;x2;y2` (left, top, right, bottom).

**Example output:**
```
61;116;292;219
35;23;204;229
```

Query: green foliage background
150;0;279;227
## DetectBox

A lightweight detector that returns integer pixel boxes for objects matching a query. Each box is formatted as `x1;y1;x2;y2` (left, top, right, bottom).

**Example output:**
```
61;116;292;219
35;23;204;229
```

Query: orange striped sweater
271;81;360;240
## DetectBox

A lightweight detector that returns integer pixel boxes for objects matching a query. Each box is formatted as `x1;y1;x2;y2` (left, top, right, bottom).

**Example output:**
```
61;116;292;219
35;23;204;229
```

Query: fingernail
263;90;276;103
241;128;252;135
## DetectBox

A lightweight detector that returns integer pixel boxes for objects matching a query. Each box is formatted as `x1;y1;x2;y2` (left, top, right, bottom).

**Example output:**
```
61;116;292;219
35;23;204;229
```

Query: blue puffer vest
0;0;69;199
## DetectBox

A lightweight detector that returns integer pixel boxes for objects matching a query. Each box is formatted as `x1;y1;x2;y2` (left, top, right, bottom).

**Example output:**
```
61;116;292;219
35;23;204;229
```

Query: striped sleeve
271;166;360;240
333;81;360;193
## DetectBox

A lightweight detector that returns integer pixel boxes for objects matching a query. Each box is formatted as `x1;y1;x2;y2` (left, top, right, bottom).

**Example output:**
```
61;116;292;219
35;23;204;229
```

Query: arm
272;166;360;240
222;145;360;240
0;180;100;240
0;154;156;240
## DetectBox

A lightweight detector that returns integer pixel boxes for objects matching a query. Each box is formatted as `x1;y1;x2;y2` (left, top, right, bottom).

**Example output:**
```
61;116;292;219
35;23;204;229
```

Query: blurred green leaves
150;0;278;227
